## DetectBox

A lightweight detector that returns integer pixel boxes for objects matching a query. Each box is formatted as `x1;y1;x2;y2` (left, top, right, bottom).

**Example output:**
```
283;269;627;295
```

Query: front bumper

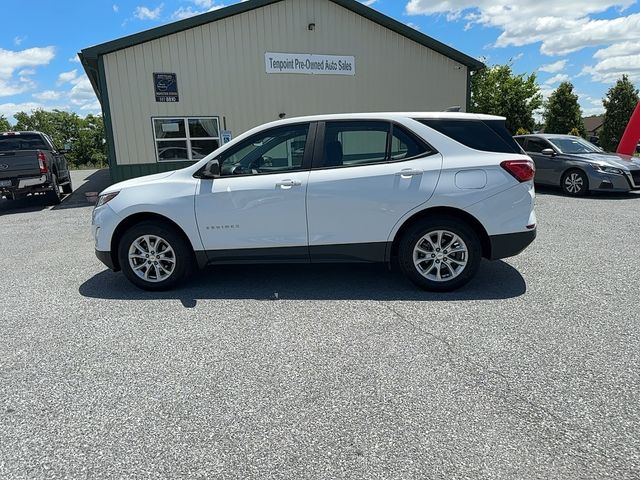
588;170;640;192
489;228;537;260
95;249;118;271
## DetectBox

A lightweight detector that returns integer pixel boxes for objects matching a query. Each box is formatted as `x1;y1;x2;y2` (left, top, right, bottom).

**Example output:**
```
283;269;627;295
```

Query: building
80;0;484;182
583;115;604;142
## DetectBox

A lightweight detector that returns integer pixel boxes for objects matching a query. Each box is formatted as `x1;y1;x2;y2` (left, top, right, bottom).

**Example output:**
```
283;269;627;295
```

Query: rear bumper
0;175;51;194
95;249;118;271
489;229;536;260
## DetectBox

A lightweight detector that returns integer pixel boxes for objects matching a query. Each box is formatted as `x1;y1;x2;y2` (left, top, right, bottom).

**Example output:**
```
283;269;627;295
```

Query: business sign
153;73;179;102
265;52;355;76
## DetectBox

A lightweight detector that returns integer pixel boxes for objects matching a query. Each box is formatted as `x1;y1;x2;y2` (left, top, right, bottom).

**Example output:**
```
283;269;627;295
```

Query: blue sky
1;0;639;122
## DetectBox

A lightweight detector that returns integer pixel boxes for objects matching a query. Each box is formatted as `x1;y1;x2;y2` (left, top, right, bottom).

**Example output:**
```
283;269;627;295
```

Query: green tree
601;75;640;152
543;82;585;136
0;115;11;132
12;109;106;168
470;64;543;134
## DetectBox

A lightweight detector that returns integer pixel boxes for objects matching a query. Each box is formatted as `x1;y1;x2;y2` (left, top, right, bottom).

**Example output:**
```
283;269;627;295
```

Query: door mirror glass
203;159;221;178
541;148;556;157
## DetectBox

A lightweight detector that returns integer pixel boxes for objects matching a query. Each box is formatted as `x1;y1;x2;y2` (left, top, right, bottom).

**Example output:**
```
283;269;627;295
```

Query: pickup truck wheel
398;216;482;292
61;176;73;195
46;174;62;205
117;221;194;291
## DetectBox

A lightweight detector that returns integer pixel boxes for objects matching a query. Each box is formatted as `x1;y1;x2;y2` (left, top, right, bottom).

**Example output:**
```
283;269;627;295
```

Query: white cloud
32;90;62;101
581;40;640;84
68;55;81;64
539;60;567;73
171;1;225;20
113;4;119;12
0;101;68;119
361;0;378;6
134;4;163;20
57;69;78;85
544;73;570;85
405;0;637;56
0;46;55;98
14;36;26;46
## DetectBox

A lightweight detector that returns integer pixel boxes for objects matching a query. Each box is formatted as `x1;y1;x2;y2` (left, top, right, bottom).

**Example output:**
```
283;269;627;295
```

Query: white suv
92;113;536;291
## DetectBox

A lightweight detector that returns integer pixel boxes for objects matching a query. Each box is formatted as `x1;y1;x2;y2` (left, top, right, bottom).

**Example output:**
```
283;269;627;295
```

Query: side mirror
541;148;556;157
201;159;221;178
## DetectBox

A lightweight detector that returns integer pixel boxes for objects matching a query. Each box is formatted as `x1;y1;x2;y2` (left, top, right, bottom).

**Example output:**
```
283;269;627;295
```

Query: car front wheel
117;221;194;291
398;216;482;292
562;169;589;196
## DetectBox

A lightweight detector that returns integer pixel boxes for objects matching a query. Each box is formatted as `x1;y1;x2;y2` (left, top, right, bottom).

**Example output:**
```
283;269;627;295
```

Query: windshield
548;137;602;154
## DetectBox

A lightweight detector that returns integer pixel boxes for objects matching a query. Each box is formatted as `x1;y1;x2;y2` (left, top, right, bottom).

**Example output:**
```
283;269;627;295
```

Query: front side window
153;117;220;161
219;124;309;176
526;138;553;154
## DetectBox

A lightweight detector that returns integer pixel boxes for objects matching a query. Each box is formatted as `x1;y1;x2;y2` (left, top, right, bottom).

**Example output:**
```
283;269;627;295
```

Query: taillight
501;160;535;182
37;151;48;174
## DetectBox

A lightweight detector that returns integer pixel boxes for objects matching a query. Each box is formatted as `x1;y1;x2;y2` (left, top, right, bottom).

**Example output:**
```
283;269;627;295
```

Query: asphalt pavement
1;170;639;479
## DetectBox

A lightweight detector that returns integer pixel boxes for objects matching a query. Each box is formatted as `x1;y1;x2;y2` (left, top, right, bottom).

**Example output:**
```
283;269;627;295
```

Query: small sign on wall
221;130;233;144
153;73;179;102
265;53;355;76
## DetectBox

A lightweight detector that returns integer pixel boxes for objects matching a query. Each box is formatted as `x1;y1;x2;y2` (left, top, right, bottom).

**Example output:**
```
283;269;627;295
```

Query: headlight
95;191;119;207
594;165;624;175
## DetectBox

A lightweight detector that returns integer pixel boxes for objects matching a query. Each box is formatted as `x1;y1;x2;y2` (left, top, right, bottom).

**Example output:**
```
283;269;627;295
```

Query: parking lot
1;169;639;479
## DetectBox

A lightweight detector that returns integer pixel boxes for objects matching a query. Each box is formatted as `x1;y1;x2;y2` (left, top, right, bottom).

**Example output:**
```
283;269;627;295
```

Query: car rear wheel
61;176;73;195
46;174;62;205
117;221;194;291
561;169;589;196
398;216;482;292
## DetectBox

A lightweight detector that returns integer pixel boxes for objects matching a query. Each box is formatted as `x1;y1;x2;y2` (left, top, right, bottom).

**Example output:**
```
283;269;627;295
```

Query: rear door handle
395;169;423;177
276;179;302;188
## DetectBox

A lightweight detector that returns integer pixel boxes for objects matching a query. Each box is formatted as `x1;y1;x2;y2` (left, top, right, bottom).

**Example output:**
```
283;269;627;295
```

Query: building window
152;117;220;162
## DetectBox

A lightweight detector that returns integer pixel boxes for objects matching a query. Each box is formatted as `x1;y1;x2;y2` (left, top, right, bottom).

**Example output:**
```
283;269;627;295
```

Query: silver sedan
514;134;640;196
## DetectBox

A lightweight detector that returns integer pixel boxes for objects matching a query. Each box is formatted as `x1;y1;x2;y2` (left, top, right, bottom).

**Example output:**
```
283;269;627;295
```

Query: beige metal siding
103;0;468;166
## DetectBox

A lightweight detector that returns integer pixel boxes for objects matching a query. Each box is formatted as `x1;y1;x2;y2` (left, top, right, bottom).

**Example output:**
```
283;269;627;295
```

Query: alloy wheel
413;230;468;282
564;172;584;194
128;235;176;283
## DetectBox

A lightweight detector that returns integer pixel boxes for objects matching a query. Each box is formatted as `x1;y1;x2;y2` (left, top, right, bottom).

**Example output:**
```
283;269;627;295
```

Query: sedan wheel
562;170;588;196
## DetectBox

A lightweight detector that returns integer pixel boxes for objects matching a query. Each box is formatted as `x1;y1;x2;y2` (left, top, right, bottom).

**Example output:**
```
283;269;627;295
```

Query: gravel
1;170;639;479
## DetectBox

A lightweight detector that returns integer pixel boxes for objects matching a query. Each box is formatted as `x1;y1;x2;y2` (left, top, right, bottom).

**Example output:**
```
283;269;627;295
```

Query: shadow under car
79;260;527;307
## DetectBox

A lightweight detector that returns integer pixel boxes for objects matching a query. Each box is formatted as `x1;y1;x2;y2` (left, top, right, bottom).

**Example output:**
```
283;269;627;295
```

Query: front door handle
276;179;302;188
395;169;423;177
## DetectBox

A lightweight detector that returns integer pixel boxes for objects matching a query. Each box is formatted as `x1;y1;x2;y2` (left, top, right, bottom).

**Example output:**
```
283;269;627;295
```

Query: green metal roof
79;0;484;104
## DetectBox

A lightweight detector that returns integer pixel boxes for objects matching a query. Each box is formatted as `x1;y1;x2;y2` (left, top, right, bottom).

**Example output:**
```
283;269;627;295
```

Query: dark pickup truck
0;131;73;204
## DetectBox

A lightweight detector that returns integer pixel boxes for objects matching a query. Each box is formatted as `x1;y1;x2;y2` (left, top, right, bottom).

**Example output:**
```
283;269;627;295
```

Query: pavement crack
382;302;639;478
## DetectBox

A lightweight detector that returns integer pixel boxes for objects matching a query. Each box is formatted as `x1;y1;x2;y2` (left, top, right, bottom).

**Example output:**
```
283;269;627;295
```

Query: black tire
561;169;589;196
117;221;194;291
397;216;482;292
61;176;73;195
46;174;62;205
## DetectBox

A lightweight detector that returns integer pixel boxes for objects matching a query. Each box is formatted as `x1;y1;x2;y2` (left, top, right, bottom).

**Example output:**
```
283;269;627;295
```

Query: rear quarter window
418;119;521;154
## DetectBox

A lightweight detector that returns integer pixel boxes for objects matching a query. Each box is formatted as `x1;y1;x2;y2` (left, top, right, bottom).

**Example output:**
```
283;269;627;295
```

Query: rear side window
0;134;48;152
390;125;430;160
418;119;521;154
